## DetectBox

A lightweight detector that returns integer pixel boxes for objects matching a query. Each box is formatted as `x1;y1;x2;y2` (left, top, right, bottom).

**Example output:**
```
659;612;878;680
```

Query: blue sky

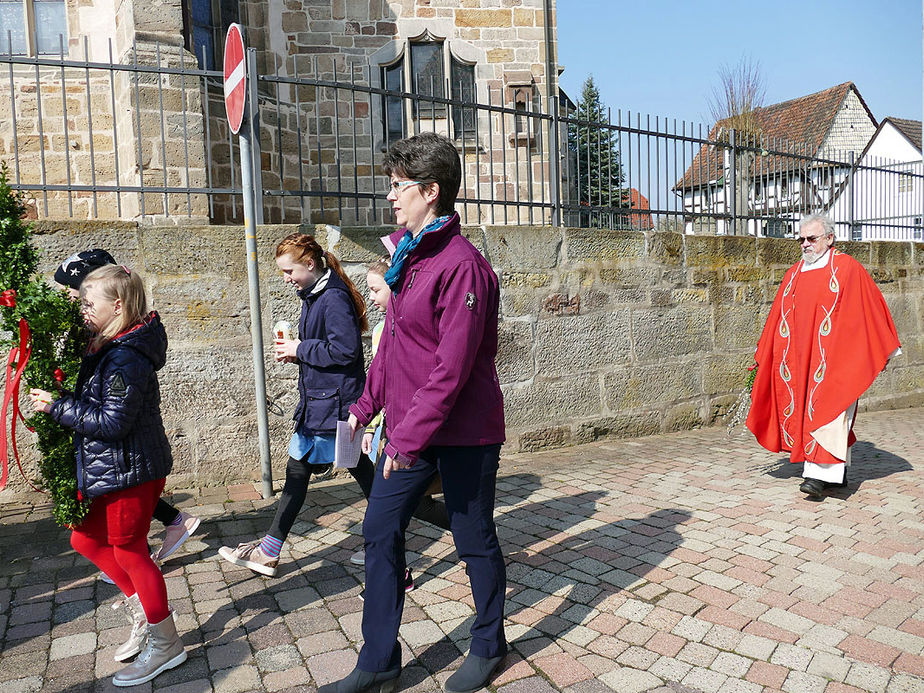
557;0;922;128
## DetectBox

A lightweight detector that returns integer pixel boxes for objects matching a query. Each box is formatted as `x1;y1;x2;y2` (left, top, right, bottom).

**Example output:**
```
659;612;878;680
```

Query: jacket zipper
120;440;131;473
77;444;87;495
393;268;418;336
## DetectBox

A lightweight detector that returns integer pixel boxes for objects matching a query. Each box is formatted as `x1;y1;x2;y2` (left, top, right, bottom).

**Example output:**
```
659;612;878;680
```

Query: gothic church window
0;0;67;55
182;0;238;70
380;34;476;146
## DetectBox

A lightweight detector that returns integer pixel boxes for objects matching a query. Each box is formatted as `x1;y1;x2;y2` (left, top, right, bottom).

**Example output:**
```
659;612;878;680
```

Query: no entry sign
223;23;246;135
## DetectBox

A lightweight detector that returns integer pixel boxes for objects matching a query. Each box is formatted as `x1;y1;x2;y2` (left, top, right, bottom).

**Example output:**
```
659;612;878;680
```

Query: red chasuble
746;250;900;464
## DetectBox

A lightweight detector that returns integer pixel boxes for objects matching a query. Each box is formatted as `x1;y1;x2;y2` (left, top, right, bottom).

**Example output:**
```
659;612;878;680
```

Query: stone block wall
1;0;559;226
0;44;209;222
0;68;119;219
4;222;919;493
122;42;209;220
222;0;559;227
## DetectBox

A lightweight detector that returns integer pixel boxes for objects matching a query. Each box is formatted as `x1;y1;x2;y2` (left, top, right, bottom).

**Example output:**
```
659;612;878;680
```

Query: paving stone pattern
1;407;923;693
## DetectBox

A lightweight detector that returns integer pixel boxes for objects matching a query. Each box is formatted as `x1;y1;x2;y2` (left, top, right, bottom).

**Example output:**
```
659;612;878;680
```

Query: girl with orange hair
218;233;374;577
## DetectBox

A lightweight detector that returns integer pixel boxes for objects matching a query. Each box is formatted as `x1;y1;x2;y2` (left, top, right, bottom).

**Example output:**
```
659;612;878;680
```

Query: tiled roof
674;82;872;190
628;188;652;230
885;117;922;151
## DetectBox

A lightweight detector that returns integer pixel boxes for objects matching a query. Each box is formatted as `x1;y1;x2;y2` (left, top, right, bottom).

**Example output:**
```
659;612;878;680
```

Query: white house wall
817;89;877;158
829;122;924;241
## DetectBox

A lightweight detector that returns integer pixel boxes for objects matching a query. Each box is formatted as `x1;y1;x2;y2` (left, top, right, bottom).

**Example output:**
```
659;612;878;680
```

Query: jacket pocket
118;440;131;473
302;388;341;432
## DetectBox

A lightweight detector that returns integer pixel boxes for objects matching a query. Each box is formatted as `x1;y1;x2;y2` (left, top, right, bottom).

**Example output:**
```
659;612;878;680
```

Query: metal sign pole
246;47;264;225
239;113;274;499
225;24;272;498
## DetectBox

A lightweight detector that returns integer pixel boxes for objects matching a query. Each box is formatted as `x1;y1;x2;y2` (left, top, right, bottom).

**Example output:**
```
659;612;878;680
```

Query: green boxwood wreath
0;165;90;527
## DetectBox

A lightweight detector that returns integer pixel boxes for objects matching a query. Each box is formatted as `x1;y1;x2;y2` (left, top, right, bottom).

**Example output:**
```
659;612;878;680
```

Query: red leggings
70;531;169;624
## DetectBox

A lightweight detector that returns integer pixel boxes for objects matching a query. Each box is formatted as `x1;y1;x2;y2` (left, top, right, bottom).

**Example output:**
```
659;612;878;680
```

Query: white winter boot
113;593;147;662
112;610;186;686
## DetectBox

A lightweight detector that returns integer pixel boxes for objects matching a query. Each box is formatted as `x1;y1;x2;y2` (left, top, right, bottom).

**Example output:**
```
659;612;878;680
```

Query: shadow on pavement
415;472;693;677
763;440;913;500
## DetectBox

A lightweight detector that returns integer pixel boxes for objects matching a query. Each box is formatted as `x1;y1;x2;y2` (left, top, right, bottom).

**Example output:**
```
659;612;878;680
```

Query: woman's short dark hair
382;132;461;216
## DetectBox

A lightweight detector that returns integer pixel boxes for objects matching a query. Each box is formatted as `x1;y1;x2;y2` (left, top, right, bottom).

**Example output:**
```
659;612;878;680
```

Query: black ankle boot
799;478;825;499
444;653;505;692
317;665;400;693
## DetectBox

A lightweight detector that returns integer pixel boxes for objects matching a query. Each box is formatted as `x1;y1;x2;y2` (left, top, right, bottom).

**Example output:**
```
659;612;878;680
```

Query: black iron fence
1;39;921;241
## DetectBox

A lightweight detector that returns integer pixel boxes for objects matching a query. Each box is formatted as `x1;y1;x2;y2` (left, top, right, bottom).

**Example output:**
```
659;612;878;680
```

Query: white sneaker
154;511;201;563
100;572;116;584
312;464;334;482
350;550;365;566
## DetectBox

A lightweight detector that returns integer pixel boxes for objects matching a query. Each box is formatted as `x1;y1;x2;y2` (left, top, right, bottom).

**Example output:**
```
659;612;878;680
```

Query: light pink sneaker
154;511;201;563
218;541;279;577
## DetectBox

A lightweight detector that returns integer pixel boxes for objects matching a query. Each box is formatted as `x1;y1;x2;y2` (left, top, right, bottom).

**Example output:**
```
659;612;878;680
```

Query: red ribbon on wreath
0;317;42;492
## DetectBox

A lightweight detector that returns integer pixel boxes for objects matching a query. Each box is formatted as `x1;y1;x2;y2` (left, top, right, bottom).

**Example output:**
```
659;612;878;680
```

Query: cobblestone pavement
2;407;923;693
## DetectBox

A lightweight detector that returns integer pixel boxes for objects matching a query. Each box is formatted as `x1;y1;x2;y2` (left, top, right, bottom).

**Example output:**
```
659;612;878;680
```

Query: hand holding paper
334;420;362;468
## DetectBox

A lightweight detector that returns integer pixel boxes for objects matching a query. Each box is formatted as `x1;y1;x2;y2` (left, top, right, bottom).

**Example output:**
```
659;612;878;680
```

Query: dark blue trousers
357;444;506;672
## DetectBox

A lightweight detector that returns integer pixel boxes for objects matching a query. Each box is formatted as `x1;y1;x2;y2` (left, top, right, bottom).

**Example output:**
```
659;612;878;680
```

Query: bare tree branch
708;56;766;143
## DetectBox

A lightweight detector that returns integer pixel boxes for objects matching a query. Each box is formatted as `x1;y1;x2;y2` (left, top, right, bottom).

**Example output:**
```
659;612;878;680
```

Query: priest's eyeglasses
799;234;825;244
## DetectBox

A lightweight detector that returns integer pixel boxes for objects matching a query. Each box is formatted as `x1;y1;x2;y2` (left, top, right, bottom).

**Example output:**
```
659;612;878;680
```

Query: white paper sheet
335;420;362;468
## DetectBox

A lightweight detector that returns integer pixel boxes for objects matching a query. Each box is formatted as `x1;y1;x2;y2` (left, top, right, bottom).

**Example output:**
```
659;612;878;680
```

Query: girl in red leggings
30;264;186;687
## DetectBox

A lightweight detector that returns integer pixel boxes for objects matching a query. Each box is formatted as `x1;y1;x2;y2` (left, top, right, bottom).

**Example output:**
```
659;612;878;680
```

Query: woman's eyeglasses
387;180;423;194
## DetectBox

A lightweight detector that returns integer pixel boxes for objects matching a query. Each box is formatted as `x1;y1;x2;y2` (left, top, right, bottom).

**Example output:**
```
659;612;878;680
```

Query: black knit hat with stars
54;249;117;289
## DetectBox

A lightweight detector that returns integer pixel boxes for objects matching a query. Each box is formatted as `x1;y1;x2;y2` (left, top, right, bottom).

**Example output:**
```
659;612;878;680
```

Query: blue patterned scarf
384;214;451;291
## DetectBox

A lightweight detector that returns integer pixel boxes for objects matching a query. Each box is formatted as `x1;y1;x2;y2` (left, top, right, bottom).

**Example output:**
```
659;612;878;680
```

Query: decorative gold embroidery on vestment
807;253;840;422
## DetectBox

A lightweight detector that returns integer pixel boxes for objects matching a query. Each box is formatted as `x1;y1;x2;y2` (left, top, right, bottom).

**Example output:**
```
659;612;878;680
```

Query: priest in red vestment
746;214;901;499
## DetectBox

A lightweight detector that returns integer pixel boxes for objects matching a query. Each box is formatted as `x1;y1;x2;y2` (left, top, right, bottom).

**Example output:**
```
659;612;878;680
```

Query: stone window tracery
379;31;477;147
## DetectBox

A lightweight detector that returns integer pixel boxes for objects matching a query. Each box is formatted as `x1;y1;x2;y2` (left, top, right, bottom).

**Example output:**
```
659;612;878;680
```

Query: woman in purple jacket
325;132;507;693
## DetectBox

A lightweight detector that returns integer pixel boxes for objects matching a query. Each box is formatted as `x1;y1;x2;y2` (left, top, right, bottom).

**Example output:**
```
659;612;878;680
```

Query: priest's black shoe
317;666;400;693
799;478;825;499
444;653;505;693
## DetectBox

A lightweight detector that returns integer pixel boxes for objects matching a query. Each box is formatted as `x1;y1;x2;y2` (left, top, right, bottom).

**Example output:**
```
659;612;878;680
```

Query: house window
380;35;477;146
817;167;831;189
765;219;789;238
504;76;539;147
0;0;67;55
182;0;238;70
899;173;914;194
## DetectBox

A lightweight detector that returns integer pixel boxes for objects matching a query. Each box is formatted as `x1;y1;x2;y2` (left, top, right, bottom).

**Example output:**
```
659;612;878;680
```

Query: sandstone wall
0;46;209;222
4;222;920;492
217;0;559;226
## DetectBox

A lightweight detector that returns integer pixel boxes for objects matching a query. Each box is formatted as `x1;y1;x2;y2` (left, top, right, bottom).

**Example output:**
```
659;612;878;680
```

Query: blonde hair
80;264;148;349
367;257;390;278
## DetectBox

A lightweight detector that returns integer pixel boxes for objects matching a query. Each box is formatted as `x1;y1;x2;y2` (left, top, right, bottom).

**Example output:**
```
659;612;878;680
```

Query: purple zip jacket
349;213;505;464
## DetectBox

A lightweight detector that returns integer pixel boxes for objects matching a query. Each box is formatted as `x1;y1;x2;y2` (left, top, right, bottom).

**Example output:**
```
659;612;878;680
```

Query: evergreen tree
568;76;628;228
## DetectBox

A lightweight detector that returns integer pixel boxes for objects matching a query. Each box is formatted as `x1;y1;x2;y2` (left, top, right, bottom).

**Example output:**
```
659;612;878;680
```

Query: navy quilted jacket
50;312;173;499
292;271;366;435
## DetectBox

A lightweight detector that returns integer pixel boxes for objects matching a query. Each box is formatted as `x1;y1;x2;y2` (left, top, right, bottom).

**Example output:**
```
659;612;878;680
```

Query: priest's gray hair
799;214;835;238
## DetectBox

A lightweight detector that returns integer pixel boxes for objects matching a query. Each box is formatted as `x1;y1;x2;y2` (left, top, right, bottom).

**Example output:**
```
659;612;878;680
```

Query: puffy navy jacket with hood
50;312;172;499
293;270;365;435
